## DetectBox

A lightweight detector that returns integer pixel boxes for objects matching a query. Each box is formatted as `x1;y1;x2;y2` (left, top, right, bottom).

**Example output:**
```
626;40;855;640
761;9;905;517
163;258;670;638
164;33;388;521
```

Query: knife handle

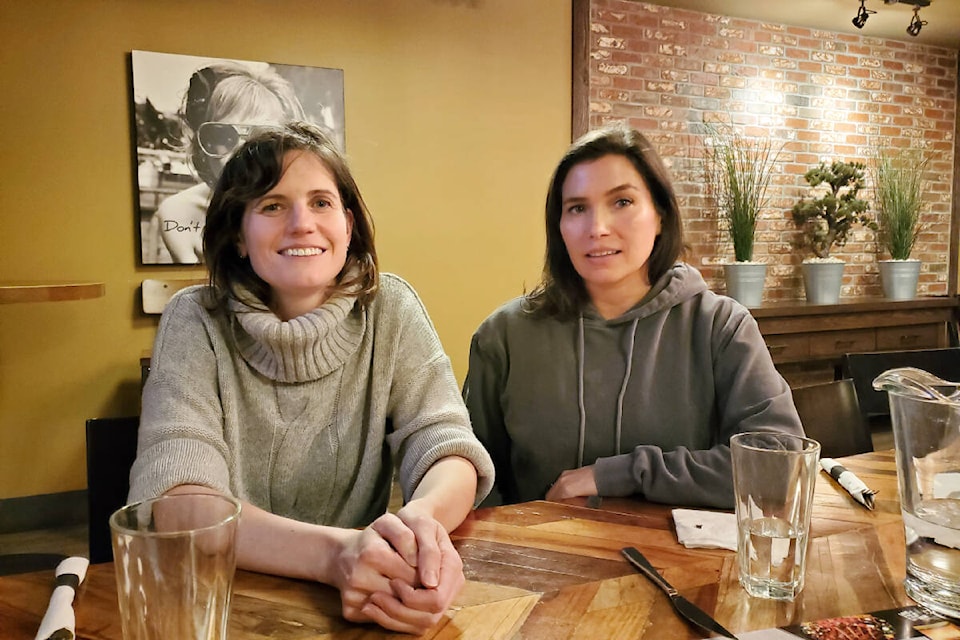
621;547;678;597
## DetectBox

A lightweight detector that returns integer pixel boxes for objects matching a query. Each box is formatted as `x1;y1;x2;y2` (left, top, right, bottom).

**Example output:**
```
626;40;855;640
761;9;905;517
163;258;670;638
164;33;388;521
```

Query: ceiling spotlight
852;0;875;28
906;5;927;36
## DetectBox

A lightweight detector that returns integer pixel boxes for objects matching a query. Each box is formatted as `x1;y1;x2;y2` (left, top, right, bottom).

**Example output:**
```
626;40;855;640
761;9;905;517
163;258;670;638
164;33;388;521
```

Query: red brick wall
586;0;958;301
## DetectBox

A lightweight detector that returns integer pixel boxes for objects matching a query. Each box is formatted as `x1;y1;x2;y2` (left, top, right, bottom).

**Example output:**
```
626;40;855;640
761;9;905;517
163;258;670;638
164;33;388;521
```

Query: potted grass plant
791;160;874;304
704;126;780;307
871;146;928;300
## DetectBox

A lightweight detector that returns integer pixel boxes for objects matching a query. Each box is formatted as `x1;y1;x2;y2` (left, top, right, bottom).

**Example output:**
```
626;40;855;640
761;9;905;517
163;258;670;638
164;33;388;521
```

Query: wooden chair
791;379;873;458
841;347;960;426
85;416;140;564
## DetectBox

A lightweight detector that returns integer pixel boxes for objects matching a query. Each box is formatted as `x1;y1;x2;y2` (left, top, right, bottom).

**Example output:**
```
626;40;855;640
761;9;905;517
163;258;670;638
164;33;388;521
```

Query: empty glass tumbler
109;493;241;640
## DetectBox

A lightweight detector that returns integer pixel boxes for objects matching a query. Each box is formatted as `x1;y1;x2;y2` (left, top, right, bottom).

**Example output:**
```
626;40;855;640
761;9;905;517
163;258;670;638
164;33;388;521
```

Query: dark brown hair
203;121;378;312
525;123;684;318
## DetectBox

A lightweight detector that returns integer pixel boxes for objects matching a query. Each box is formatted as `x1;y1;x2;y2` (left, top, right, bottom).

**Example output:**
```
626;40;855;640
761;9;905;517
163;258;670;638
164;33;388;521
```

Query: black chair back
841;347;960;423
85;416;140;564
0;553;66;577
791;379;873;458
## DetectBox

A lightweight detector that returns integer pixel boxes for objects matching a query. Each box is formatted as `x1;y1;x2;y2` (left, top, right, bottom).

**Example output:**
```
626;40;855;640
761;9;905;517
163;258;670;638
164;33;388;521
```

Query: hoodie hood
581;262;710;326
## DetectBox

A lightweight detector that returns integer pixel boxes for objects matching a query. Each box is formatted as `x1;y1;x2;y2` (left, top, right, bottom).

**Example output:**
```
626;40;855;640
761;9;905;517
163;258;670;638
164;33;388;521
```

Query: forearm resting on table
403;455;478;532
164;484;352;584
163;457;479;583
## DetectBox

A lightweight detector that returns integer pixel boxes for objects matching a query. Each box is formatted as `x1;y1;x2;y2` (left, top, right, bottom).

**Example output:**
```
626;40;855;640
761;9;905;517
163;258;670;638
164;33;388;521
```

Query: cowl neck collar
229;287;365;383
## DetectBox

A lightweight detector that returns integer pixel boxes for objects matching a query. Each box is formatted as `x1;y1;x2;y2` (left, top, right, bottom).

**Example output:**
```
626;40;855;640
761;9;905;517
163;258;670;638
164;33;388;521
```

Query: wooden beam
571;0;590;140
949;59;959;296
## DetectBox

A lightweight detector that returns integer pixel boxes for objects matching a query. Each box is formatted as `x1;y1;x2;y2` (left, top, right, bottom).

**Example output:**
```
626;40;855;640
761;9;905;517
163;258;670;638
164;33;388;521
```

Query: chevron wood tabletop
0;450;906;639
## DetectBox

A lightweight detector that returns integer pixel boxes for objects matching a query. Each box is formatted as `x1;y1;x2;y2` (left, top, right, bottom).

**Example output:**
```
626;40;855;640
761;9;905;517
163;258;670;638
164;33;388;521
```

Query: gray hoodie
464;263;802;508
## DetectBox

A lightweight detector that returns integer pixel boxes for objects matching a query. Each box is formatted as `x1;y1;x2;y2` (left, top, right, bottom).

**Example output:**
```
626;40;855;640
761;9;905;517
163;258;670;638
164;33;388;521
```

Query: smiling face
238;150;353;320
559;154;662;317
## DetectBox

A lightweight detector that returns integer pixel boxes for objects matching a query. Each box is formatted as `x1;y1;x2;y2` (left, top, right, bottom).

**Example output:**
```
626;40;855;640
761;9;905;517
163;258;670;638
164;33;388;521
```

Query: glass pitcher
873;366;960;619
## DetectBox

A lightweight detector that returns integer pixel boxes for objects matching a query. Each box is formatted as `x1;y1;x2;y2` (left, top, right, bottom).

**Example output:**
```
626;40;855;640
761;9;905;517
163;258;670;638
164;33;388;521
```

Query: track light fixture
851;0;932;37
852;0;875;28
906;5;927;36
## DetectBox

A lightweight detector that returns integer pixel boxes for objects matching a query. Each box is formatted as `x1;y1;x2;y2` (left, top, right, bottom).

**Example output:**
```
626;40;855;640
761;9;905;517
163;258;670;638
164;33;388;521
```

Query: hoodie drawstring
576;315;640;466
576;315;587;467
616;318;640;455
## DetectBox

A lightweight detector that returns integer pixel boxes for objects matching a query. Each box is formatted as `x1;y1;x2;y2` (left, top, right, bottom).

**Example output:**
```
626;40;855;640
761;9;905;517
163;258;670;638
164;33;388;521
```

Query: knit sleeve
128;289;233;502
594;302;803;509
379;278;495;507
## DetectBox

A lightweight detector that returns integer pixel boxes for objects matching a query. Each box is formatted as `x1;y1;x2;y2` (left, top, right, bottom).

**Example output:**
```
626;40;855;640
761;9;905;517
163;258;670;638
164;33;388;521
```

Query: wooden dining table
0;450;908;639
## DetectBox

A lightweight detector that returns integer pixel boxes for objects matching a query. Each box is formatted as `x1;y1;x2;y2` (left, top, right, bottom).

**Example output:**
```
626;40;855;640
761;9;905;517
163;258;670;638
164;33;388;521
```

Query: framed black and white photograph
131;50;345;265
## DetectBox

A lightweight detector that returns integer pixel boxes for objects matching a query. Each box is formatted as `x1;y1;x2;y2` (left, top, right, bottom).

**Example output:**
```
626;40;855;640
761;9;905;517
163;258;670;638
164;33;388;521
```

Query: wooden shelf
750;296;960;386
0;282;105;304
750;295;959;318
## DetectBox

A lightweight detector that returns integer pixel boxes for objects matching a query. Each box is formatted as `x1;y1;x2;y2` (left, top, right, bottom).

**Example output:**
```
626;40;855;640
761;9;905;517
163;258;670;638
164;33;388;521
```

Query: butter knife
621;547;738;640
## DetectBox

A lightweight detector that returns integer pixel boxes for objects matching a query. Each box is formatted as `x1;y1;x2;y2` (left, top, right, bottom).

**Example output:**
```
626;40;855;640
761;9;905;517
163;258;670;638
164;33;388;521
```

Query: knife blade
621;547;738;640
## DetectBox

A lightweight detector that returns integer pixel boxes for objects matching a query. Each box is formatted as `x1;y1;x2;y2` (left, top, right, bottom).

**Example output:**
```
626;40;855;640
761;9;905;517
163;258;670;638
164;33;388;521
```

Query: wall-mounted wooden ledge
0;282;105;304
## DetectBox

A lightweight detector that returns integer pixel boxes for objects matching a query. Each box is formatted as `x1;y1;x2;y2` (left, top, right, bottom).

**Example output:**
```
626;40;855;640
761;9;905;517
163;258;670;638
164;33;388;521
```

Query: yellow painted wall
0;0;571;500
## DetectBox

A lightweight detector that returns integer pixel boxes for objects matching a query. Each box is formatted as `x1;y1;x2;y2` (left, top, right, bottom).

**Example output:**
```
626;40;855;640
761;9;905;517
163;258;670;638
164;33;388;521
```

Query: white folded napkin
34;556;89;640
672;508;738;551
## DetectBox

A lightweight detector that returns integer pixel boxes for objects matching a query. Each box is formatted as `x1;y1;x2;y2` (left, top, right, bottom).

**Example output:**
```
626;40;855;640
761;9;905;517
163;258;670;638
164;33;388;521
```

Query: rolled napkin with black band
821;457;878;510
34;556;89;640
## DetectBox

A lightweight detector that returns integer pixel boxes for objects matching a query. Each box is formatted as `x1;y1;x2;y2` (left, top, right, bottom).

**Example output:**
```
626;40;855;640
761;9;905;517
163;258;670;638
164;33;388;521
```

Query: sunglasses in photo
197;122;269;158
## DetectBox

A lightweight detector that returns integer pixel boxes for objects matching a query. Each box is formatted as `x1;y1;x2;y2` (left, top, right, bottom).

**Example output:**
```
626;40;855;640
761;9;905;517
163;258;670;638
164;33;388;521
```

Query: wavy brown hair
525;123;684;319
203;122;378;313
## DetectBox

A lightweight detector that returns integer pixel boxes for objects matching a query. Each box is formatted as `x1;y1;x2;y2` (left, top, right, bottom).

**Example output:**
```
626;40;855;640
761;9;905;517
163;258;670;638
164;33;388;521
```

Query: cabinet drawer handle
767;344;787;354
834;340;855;349
900;334;920;345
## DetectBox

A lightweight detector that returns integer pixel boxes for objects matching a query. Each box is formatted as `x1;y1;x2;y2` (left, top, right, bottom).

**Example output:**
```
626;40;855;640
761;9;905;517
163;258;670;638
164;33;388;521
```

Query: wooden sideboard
751;296;960;387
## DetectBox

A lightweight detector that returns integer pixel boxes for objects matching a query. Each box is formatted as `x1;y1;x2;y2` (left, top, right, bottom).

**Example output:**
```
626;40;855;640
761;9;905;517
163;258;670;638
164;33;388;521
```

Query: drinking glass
731;431;820;600
109;493;241;640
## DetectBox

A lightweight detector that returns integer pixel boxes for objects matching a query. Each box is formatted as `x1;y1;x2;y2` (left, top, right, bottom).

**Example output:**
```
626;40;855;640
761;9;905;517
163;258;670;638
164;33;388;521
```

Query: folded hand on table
333;506;464;635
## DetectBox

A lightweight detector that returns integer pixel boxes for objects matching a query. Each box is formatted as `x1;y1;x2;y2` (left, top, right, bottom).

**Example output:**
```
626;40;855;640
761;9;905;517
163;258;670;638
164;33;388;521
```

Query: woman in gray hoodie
464;123;802;509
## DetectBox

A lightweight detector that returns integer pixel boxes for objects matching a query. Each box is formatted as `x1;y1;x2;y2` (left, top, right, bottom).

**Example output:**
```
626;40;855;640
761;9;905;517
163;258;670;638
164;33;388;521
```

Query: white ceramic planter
879;259;921;300
802;261;845;305
724;262;767;307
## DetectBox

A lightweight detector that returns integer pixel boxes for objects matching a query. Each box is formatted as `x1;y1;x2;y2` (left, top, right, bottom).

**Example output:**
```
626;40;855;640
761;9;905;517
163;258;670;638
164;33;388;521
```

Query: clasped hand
334;504;463;634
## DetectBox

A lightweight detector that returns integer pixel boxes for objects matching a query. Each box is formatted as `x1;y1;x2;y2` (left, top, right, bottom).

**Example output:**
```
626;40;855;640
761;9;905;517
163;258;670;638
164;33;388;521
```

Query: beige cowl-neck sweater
130;273;494;528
